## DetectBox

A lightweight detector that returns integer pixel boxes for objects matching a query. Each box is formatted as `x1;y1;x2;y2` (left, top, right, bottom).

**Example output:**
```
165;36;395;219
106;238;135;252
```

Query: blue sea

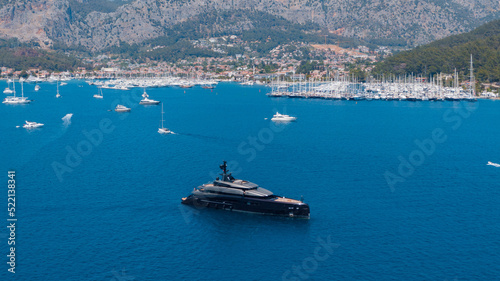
1;81;499;280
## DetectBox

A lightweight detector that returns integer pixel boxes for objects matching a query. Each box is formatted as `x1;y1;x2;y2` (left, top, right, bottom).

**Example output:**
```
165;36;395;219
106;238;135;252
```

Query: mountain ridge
0;0;500;51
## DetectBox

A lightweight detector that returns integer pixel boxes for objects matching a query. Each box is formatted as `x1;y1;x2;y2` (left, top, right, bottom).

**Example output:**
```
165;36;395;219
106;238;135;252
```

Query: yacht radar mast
219;161;234;181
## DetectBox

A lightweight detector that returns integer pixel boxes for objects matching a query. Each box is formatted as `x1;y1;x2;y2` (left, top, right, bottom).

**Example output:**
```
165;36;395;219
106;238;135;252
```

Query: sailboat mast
470;54;474;96
161;103;164;128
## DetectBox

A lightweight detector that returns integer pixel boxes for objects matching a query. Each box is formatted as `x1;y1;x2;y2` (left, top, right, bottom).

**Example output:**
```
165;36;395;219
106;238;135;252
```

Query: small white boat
34;85;40;91
4;78;14;94
139;88;160;105
487;161;500;167
115;104;131;112
158;103;171;134
271;112;296;122
93;87;103;99
60;82;67;86
23;121;44;129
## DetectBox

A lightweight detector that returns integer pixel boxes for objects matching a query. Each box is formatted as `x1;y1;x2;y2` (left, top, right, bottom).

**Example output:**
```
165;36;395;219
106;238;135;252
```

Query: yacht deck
274;197;302;204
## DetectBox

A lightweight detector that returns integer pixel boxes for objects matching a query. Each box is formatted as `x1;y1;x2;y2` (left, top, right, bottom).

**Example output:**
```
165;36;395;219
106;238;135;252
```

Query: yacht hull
181;194;310;218
271;117;296;122
140;100;160;105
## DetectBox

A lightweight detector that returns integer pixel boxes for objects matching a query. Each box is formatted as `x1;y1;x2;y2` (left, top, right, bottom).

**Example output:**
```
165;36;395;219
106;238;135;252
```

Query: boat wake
487;161;500;167
62;113;73;126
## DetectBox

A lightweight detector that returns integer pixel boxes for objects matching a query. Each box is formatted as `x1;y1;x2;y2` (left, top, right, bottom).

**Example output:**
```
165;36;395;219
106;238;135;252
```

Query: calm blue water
1;81;499;280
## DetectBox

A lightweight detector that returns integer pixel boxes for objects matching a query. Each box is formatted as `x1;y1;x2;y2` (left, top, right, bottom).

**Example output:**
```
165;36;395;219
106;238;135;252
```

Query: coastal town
1;34;389;80
1;35;499;99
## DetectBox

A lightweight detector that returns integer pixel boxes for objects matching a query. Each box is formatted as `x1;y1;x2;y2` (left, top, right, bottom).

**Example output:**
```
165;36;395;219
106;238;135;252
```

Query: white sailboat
93;87;103;99
158;103;171;134
55;81;61;98
466;54;477;102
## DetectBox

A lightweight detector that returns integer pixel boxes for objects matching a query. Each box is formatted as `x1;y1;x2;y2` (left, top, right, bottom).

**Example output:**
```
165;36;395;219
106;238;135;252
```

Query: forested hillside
374;19;500;83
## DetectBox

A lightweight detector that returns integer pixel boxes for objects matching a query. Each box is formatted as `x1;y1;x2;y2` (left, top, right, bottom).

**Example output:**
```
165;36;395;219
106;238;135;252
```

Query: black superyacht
181;161;310;218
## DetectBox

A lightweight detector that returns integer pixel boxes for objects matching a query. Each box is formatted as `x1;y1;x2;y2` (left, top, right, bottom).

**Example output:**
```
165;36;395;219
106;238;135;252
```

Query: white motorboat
115;104;131;112
3;81;30;104
487;161;500;167
158;103;171;134
4;78;14;94
60;82;67;86
34;85;40;91
139;88;160;105
93;87;103;99
271;112;296;122
23;121;44;129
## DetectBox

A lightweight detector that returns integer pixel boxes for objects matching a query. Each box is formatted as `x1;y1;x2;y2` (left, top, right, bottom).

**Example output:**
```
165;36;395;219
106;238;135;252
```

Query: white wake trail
62;113;73;126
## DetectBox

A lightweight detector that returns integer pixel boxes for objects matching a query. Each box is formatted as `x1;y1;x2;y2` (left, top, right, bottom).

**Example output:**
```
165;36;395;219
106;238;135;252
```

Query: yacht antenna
219;161;228;175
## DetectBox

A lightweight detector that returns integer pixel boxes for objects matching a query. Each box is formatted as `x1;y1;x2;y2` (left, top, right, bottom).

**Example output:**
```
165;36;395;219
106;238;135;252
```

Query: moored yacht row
87;77;218;90
269;56;480;101
268;80;478;101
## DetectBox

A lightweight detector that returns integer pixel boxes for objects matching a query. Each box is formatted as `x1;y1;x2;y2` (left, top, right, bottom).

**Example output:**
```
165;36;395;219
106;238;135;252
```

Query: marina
268;56;481;101
268;74;478;101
